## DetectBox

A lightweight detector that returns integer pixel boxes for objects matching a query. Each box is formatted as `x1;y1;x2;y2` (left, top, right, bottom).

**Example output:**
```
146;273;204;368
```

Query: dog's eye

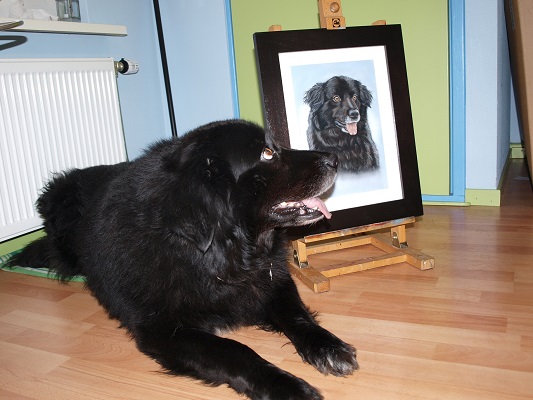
352;94;357;102
332;95;341;103
261;147;274;160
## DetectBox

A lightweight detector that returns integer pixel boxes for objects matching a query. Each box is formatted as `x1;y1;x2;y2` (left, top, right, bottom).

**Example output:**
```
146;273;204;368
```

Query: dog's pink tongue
302;197;332;219
346;122;358;135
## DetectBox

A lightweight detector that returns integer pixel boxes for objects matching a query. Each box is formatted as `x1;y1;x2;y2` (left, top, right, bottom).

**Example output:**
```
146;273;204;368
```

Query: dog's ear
304;82;325;113
164;151;235;254
358;83;373;107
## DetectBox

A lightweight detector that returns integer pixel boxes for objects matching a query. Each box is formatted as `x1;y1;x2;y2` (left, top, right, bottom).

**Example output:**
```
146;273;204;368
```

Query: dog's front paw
297;328;359;377
317;338;358;376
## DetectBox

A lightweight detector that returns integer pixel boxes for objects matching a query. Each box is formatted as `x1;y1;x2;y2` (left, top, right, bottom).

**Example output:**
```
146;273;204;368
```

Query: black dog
9;120;358;400
304;75;379;173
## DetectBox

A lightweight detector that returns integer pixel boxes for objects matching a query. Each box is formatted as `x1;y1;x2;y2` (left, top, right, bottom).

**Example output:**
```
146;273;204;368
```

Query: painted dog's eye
261;147;274;160
352;94;357;102
332;95;341;103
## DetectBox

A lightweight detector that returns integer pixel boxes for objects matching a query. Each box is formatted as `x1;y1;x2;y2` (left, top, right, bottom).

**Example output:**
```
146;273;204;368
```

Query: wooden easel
288;218;434;293
270;0;435;293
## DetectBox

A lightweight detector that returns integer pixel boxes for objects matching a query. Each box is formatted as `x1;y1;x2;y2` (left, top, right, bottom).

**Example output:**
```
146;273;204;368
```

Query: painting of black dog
8;120;358;399
304;75;380;173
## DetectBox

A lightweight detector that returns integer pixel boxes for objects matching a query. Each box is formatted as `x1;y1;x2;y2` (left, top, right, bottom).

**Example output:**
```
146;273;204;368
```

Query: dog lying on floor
305;75;379;173
9;120;358;399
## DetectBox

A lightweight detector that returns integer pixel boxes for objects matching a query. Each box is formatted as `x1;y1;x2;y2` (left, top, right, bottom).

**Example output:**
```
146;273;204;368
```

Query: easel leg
292;239;308;267
288;261;331;293
391;224;408;248
290;239;330;293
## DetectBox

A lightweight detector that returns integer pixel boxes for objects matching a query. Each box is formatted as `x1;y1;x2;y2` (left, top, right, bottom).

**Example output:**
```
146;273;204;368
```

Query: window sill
0;18;127;36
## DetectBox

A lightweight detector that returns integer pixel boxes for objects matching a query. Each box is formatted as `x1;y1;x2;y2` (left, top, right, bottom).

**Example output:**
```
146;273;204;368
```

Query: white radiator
0;58;128;242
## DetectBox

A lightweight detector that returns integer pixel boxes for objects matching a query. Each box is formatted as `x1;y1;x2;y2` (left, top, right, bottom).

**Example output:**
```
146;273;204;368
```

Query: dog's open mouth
335;120;358;135
271;197;331;221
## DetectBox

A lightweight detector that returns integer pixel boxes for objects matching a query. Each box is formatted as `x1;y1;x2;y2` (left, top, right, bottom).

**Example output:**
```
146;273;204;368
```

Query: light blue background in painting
286;59;391;207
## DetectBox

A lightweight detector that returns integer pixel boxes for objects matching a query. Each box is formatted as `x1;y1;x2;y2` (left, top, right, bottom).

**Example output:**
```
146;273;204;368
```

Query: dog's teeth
276;201;308;210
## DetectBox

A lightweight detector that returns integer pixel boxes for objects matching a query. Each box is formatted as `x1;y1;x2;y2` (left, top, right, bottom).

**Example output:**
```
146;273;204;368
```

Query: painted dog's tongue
302;197;332;219
346;122;358;135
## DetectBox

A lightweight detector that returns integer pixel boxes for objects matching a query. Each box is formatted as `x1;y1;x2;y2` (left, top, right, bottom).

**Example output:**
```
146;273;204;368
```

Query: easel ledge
289;217;435;293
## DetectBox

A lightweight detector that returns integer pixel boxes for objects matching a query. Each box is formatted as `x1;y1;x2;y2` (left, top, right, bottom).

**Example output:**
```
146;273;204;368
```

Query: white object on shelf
0;17;127;36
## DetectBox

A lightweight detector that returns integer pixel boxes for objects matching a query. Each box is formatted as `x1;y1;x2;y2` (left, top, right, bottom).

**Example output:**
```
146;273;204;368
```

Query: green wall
231;0;450;195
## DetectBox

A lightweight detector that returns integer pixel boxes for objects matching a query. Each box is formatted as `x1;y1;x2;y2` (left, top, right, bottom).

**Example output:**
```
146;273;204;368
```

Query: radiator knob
116;58;139;75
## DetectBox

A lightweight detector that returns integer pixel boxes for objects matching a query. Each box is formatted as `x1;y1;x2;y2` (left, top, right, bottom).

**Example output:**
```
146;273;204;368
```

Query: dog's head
160;120;337;252
304;76;372;135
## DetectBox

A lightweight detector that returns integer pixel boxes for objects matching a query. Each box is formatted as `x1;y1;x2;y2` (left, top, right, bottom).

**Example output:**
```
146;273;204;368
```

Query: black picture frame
254;24;423;237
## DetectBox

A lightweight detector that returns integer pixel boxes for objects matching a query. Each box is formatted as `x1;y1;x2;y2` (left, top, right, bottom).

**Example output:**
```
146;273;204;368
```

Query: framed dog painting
254;24;423;236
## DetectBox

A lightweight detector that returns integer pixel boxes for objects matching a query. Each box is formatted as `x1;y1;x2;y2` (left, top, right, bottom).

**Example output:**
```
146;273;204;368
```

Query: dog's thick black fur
8;120;358;399
304;75;379;173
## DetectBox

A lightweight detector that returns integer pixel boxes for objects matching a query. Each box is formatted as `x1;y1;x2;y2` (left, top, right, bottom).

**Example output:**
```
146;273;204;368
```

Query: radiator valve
115;58;139;75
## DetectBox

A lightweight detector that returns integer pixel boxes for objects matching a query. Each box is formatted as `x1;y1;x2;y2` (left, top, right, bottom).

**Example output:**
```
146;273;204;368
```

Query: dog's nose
325;153;338;170
348;109;360;119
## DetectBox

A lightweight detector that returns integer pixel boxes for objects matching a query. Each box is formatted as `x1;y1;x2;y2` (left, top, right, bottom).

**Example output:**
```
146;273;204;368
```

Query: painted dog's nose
348;109;360;120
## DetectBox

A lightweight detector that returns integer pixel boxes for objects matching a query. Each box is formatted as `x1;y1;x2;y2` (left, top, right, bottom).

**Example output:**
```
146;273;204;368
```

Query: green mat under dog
0;251;84;282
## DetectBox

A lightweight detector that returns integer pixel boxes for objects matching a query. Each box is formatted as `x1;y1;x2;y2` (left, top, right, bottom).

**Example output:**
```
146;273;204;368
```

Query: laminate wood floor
1;159;532;399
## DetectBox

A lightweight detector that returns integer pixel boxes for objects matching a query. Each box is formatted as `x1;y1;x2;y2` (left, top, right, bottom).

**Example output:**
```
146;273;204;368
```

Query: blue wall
158;0;238;135
0;0;170;159
465;0;511;190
